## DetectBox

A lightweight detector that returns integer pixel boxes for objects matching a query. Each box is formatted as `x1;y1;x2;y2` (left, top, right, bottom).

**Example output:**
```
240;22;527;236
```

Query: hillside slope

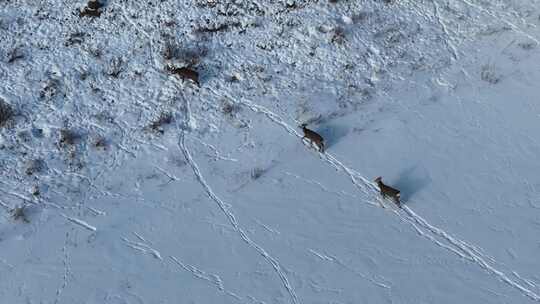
1;0;540;303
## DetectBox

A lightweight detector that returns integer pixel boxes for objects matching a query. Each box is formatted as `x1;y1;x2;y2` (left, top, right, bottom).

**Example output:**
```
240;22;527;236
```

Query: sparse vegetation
161;40;207;67
331;26;346;45
59;129;81;146
161;41;177;61
25;159;47;176
226;74;241;83
518;42;536;50
65;32;86;47
375;26;405;45
17;130;32;143
93;136;109;150
31;128;44;138
481;64;501;84
352;11;370;23
39;78;60;100
105;56;124;78
148;112;174;134
7;46;24;63
79;0;104;18
195;22;229;34
221;101;241;116
0;99;14;128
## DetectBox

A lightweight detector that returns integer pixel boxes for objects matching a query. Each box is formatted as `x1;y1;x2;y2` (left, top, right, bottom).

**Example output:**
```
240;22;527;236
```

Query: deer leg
304;138;315;149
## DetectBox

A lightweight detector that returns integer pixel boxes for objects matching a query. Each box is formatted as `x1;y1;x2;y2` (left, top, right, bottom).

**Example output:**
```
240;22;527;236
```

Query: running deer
301;124;325;152
375;177;401;208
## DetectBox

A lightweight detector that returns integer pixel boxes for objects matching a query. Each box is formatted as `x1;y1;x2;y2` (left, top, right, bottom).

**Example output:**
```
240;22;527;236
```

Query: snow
1;0;540;303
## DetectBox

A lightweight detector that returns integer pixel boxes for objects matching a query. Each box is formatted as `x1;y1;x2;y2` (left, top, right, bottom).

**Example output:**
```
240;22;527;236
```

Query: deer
166;65;200;87
300;123;325;152
374;177;401;208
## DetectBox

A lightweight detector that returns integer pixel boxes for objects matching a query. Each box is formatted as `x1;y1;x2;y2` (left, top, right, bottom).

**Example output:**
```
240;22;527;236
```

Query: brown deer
166;65;200;87
301;124;325;152
375;177;401;208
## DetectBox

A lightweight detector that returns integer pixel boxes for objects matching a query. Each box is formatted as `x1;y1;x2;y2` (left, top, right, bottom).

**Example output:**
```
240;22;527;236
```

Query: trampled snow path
213;90;540;302
54;231;72;304
402;206;540;301
170;256;242;300
176;121;300;304
0;178;104;231
309;248;390;290
119;230;243;301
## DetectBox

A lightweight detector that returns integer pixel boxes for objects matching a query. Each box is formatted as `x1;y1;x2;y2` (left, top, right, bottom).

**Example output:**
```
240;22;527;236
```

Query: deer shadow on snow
317;123;349;150
393;165;431;204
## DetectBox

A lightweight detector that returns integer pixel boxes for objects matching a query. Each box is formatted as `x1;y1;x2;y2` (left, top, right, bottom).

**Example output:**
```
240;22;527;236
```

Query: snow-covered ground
1;0;540;303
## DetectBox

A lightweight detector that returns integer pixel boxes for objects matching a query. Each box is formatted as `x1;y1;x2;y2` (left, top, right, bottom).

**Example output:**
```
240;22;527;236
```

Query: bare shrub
161;41;177;61
148;112;174;134
25;159;47;175
221;101;241;116
105;56;124;78
7;46;24;63
194;22;229;34
480;65;500;84
80;0;104;18
65;32;86;47
0;99;14;128
518;42;536;50
59;129;81;146
161;41;207;67
93;136;109;150
226;74;241;83
331;26;346;45
39;78;60;100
